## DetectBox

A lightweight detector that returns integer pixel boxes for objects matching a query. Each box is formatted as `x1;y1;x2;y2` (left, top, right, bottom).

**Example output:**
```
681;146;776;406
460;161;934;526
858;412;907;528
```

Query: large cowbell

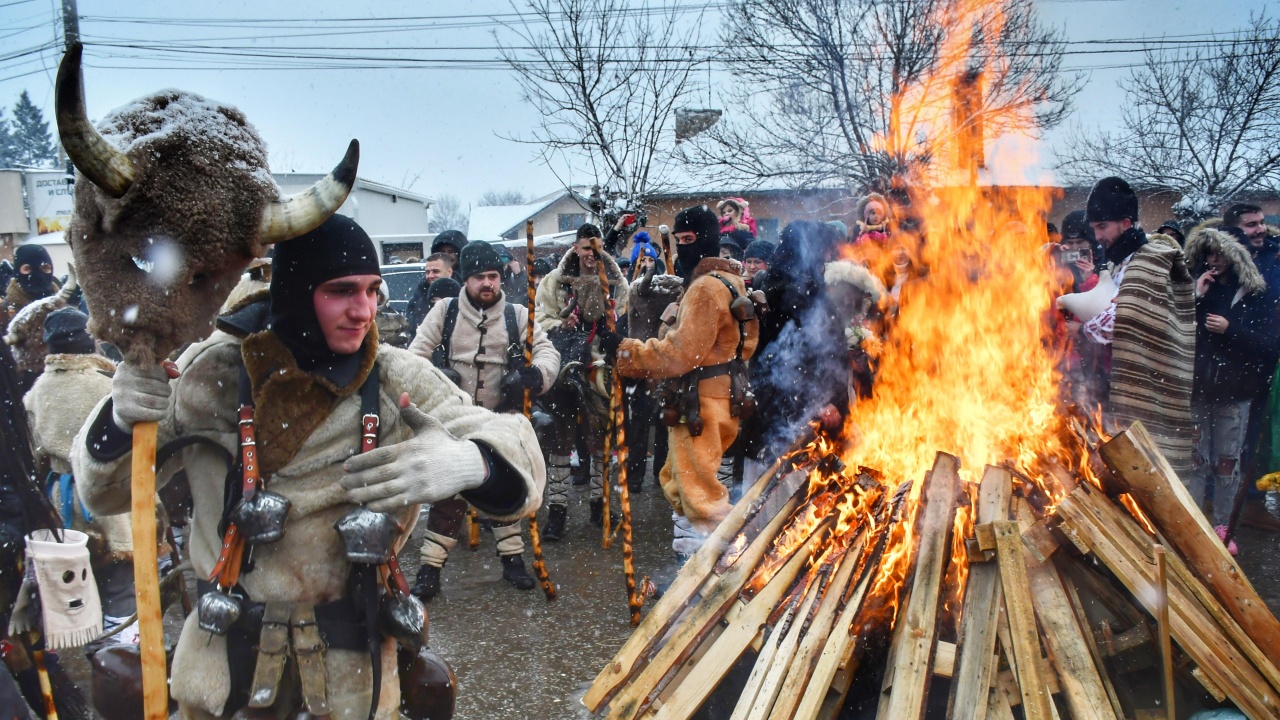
228;490;292;545
334;506;402;565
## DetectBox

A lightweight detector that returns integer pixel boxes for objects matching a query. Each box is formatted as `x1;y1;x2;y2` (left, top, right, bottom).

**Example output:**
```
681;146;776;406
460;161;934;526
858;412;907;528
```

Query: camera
1057;249;1081;265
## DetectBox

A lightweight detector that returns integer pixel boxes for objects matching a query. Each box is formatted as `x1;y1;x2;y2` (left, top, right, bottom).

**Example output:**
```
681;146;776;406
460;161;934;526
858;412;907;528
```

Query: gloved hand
342;398;489;512
502;366;543;394
596;329;623;364
111;360;178;430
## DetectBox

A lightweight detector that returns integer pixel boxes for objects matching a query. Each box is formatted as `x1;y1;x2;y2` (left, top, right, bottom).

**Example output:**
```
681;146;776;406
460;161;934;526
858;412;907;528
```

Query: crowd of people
1;178;1278;718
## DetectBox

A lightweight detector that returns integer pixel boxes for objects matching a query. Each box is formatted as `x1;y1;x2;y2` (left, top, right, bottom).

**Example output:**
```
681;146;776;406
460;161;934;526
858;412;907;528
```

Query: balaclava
268;214;381;380
14;245;55;299
673;205;721;283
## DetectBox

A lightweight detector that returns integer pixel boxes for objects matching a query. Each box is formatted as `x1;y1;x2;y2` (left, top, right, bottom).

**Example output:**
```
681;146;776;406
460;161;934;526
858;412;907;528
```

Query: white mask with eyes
27;529;102;649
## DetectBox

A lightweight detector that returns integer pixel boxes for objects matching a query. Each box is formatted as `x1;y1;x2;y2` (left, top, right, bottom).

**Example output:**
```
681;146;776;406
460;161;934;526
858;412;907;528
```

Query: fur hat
824;260;886;301
43;307;94;355
431;230;468;254
1184;227;1266;296
855;193;892;225
459;241;505;280
1086;177;1139;223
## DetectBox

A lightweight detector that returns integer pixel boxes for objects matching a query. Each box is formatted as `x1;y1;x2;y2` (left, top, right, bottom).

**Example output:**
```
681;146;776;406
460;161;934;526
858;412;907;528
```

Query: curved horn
259;139;359;244
56;263;78;303
55;44;134;198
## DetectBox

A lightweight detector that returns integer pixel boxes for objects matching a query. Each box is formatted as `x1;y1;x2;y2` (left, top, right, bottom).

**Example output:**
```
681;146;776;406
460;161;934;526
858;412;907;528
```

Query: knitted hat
744;240;776;262
43;307;95;355
632;231;651;245
459;241;506;280
1061;210;1091;240
630;241;658;266
532;258;552;277
1086;177;1139;223
426;277;462;302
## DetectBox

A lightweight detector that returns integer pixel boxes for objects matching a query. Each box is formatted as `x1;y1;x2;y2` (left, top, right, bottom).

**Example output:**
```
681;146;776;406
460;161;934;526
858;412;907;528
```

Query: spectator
1078;177;1196;483
1185;226;1279;553
496;244;530;300
426;277;461;307
1156;221;1186;248
827;220;850;246
742;240;775;287
853;193;893;245
630;239;660;281
717;197;758;237
431;229;468;268
824;260;887;402
1223;203;1280;304
719;229;751;261
1224;203;1270;247
531;258;552;287
1059;210;1101;292
405;252;459;332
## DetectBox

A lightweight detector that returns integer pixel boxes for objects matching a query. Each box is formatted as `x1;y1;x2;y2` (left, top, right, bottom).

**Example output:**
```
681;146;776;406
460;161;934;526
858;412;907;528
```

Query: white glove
341;402;489;512
111;361;174;430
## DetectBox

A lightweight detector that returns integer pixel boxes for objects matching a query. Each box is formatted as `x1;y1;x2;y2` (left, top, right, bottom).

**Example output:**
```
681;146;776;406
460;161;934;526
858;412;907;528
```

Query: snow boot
589;498;620;528
501;554;536;590
412;564;443;602
543;504;568;542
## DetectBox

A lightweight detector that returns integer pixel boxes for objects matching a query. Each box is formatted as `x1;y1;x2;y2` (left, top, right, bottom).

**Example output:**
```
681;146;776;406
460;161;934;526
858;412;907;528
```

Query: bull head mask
55;43;359;364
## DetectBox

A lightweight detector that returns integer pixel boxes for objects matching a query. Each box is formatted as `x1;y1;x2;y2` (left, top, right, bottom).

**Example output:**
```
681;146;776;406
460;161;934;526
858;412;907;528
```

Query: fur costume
2;277;63;339
616;258;759;533
626;273;684;341
533;249;629;333
1109;232;1196;479
6;268;76;377
71;332;545;718
66;90;280;365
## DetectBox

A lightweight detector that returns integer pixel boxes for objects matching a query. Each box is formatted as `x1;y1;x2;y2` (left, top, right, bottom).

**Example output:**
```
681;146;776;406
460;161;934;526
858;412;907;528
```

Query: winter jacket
408;292;560;410
1187;228;1279;402
405;277;432;332
1248;235;1280;305
71;326;545;718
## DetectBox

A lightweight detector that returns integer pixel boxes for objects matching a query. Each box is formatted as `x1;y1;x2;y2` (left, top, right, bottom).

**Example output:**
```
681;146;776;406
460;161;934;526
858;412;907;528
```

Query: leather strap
246;601;291;709
292;604;330;716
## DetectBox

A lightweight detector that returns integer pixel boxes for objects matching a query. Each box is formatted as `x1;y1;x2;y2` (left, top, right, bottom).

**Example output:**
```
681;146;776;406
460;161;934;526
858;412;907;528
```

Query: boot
589;498;621;528
500;555;536;590
411;564;443;602
542;504;568;542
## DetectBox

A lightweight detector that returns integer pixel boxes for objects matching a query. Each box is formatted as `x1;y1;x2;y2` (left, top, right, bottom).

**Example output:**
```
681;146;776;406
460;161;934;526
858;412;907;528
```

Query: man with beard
1078;176;1196;482
598;206;758;559
72;216;544;718
1224;203;1280;304
534;224;628;536
2;245;60;325
408;241;559;598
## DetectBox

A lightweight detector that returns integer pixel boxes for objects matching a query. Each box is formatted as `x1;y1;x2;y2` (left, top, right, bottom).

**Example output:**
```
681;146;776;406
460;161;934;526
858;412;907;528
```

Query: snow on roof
468;202;548;242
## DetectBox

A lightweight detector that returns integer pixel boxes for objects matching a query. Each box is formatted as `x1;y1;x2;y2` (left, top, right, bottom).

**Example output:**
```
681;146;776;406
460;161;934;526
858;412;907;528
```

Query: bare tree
498;0;705;206
681;0;1080;191
478;189;528;206
429;193;470;234
1057;14;1280;218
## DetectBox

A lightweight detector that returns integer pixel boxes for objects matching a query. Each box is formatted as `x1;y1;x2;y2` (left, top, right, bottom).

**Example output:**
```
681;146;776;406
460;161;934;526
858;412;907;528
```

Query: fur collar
240;328;379;478
554;245;625;284
690;256;743;282
43;353;115;375
1184;227;1267;296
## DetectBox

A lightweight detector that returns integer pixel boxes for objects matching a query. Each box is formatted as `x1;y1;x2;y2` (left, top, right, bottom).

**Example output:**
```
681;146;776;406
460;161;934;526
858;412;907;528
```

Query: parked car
380;263;424;314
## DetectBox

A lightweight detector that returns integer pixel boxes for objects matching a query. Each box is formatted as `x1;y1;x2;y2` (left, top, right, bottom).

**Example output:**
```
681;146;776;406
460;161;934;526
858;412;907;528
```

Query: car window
380;265;425;312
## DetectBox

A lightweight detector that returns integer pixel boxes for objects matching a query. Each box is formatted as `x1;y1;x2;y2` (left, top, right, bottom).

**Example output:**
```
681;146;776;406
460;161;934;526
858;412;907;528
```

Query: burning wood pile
584;420;1280;720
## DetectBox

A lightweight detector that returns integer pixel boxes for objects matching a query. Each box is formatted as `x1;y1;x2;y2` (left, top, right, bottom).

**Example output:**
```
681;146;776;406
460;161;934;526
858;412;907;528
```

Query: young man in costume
72;215;544;719
408;241;559;597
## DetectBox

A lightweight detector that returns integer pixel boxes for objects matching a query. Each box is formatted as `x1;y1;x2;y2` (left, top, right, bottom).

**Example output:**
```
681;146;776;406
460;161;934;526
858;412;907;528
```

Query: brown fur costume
66;90;278;365
616;257;759;532
6;268;75;377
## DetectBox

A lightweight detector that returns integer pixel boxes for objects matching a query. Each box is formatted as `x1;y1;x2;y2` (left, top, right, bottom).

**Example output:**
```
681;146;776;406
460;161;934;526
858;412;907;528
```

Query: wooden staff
524;220;556;601
467;508;479;550
589;234;639;623
32;649;58;720
131;420;166;720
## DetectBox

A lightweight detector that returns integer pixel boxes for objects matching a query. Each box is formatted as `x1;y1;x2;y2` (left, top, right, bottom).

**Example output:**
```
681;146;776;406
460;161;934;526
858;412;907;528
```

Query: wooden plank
1059;570;1126;720
1022;529;1118;720
601;495;813;720
1154;545;1174;720
987;687;1016;720
729;605;795;720
1055;489;1280;719
993;521;1054;720
768;543;865;720
645;529;834;720
949;466;1012;720
1022;517;1060;565
745;568;826;720
878;453;961;720
1100;423;1280;670
584;459;793;711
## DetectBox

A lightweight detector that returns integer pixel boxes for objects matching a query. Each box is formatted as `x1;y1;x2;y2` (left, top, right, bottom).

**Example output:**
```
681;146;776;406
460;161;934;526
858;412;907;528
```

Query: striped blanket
1109;233;1196;479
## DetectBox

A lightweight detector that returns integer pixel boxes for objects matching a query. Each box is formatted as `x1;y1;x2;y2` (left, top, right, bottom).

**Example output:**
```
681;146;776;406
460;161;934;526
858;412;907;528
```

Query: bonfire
585;1;1280;718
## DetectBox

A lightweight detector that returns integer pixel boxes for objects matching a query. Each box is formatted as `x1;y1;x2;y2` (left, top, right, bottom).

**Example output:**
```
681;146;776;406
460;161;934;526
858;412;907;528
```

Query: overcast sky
0;0;1272;205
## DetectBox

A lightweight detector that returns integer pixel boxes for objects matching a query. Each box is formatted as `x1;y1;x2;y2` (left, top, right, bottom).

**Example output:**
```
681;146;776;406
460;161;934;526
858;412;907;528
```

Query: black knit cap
268;214;381;374
1061;210;1091;240
744;240;776;262
43;307;94;355
1086;177;1139;223
426;277;462;302
672;205;721;282
459;241;506;280
431;230;468;254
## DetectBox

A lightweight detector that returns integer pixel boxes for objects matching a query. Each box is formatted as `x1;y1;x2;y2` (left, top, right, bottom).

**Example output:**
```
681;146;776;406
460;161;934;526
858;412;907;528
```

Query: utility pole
61;0;79;48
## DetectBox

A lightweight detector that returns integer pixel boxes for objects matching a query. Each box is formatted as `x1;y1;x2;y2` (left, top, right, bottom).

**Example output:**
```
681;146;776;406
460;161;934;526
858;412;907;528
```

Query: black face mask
13;245;55;299
672;206;721;284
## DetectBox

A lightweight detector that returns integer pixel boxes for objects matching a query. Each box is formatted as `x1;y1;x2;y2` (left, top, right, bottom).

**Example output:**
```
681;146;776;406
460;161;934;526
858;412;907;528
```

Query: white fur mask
28;529;102;649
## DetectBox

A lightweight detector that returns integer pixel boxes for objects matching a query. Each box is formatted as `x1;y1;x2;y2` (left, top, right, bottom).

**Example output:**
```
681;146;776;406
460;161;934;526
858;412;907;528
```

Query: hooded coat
71;330;544;718
1185;228;1279;402
616;257;759;533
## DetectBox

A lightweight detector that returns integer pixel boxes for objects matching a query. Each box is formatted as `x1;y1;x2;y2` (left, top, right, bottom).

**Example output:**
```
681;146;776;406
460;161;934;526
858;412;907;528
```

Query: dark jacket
1249;235;1280;305
405;278;432;333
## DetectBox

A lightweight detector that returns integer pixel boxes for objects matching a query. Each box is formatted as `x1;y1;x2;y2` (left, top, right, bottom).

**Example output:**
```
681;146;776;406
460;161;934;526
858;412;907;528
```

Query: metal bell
229;490;292;545
197;591;242;635
334;507;402;565
380;589;427;651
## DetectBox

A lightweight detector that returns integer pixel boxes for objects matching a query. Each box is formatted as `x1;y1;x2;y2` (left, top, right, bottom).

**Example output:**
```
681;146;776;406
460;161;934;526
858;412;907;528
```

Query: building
274;174;433;262
468;187;595;242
